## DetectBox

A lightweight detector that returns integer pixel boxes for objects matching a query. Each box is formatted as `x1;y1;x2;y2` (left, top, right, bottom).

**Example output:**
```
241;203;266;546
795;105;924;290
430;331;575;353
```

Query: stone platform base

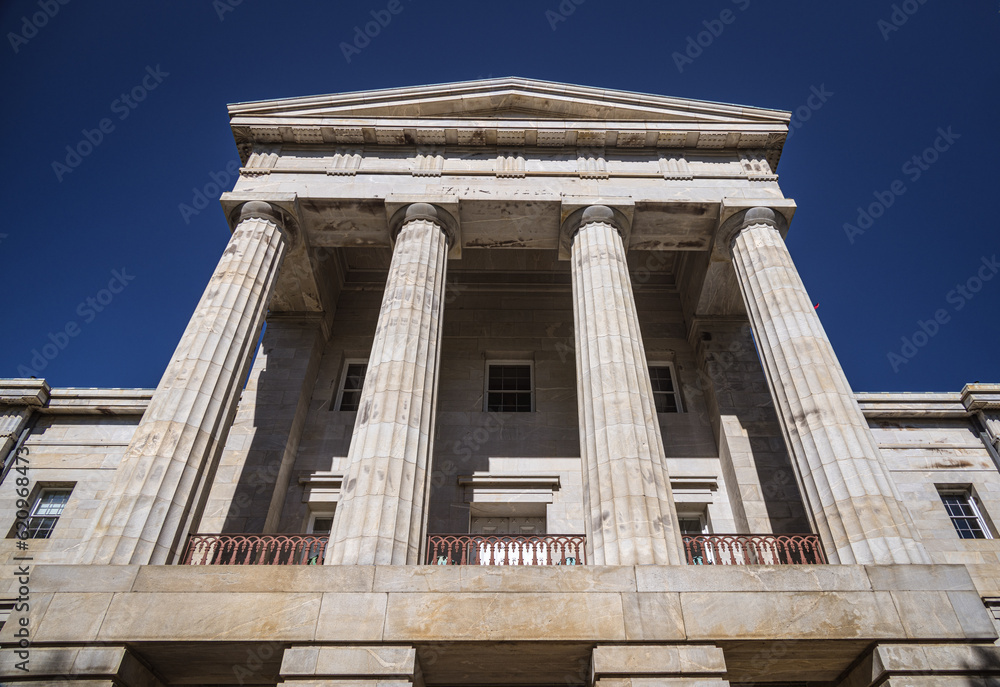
1;564;998;685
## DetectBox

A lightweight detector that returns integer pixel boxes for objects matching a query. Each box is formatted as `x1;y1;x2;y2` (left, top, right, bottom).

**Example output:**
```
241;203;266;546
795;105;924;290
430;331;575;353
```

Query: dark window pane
653;392;678;413
311;517;333;535
486;365;532;412
940;492;989;539
26;490;71;539
338;364;368;410
649;366;675;393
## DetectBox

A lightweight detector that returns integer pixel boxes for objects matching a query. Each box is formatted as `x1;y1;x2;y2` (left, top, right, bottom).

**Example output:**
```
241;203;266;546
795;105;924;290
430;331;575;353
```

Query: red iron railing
682;534;826;565
427;534;587;566
182;534;329;565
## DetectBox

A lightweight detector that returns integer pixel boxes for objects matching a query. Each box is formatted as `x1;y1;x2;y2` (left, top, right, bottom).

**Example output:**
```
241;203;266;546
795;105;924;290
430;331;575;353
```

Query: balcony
426;534;587;565
682;534;826;565
182;534;329;565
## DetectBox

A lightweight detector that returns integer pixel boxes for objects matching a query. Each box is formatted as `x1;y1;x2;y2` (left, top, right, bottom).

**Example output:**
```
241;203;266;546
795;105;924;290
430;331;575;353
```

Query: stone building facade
1;78;999;685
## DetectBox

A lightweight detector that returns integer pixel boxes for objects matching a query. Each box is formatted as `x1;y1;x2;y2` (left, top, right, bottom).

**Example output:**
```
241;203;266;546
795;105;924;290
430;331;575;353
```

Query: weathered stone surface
96;592;322;641
33;592;114;642
27;564;139;592
328;211;450;565
592;644;726;676
80;208;289;565
315;592;388;641
864;564;976;591
374;564;636;593
200;317;327;534
840;643;1000;687
570;210;681;565
680;591;904;640
621;593;686;641
0;646;163;687
281;646;418;678
130;563;375;593
637;563;872;593
383;591;627;641
727;208;928;565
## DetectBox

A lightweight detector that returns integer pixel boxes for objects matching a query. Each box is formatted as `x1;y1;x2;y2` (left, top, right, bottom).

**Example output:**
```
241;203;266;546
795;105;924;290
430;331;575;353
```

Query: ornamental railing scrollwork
682;534;827;565
426;534;587;566
181;533;329;565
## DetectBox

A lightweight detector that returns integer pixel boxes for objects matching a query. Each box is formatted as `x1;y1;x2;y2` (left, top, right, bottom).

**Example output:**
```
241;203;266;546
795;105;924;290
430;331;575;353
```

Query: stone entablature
227;77;789;167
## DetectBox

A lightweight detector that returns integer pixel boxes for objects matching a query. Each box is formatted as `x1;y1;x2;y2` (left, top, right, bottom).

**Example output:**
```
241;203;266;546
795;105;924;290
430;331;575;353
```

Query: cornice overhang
228;77;791;169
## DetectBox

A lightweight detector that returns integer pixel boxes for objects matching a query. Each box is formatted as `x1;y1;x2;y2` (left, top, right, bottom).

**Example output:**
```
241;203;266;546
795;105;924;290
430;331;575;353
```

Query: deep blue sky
1;0;997;392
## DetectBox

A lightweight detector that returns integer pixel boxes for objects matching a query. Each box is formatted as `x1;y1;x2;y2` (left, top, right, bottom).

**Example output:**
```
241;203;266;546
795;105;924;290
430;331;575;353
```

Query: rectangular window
678;509;712;565
335;361;368;411
939;488;993;540
485;363;533;412
307;513;334;535
26;488;72;539
649;364;682;413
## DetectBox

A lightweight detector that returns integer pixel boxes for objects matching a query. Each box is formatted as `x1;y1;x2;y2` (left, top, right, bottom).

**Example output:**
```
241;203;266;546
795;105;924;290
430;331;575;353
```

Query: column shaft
571;213;681;565
82;205;287;564
326;212;448;565
729;210;928;564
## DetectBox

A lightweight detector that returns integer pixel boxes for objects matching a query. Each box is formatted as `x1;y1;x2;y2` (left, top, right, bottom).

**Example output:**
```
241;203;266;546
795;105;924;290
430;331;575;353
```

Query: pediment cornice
228;78;791;168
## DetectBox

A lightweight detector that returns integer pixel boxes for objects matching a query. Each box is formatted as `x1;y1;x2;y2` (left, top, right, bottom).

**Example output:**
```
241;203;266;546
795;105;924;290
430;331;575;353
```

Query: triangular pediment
228;77;790;125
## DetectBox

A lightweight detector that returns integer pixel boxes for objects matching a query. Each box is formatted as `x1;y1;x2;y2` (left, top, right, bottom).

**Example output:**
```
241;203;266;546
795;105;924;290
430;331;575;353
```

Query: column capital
388;202;458;246
237;200;284;225
717;205;789;258
231;200;299;246
562;203;631;242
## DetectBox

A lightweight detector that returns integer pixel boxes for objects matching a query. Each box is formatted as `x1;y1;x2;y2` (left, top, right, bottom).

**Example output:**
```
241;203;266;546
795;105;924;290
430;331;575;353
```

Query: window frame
648;362;683;413
483;361;535;413
677;506;712;535
334;359;369;412
938;486;994;540
306;511;335;536
25;487;73;539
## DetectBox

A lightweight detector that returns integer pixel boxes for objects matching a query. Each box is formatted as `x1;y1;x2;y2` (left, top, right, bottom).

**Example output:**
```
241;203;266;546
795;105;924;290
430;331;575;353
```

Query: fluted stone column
81;201;289;565
725;207;928;564
570;205;682;566
326;203;451;565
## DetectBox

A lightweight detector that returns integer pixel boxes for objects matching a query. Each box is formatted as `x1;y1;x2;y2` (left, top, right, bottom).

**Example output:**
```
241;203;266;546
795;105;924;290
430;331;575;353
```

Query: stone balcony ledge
0;563;994;646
